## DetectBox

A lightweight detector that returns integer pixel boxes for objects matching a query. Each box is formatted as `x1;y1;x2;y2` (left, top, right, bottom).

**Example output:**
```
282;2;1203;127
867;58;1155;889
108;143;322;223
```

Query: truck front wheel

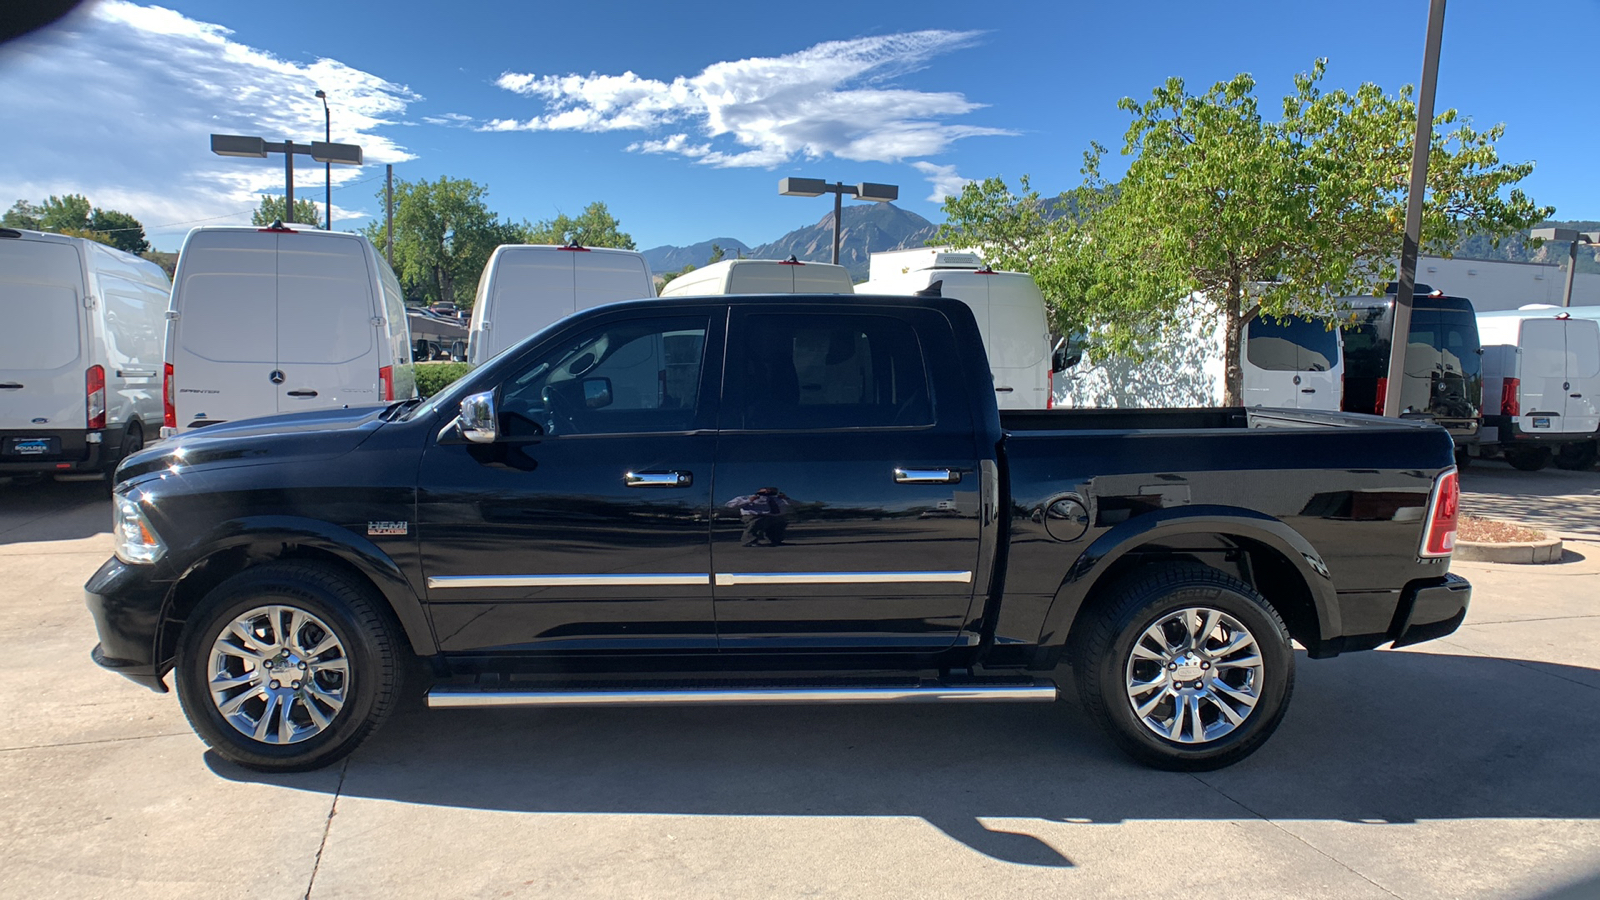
1073;564;1295;771
175;562;403;772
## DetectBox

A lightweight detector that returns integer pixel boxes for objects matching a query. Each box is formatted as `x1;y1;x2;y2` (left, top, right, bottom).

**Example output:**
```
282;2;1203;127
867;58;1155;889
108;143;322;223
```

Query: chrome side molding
428;680;1058;709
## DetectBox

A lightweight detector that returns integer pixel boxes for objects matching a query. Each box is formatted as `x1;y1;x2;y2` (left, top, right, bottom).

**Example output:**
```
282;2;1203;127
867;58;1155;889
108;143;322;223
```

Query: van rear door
574;251;653;310
1517;319;1567;434
274;232;379;412
1243;315;1340;409
1563;319;1600;434
484;249;574;362
171;230;279;429
0;238;90;441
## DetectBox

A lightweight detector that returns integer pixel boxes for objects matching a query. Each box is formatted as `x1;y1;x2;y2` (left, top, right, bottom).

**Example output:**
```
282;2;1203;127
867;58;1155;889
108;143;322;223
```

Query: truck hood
116;406;389;484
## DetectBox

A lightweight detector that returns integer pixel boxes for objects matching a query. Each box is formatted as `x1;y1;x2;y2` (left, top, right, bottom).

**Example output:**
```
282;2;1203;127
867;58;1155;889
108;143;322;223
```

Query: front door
417;311;722;655
711;308;984;653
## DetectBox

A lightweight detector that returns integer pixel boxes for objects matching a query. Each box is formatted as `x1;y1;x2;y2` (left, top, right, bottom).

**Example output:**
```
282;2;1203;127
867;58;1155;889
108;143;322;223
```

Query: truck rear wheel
1073;563;1295;771
175;562;403;772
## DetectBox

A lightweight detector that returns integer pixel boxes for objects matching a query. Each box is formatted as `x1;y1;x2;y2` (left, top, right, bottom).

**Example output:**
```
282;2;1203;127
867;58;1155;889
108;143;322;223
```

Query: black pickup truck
87;295;1469;773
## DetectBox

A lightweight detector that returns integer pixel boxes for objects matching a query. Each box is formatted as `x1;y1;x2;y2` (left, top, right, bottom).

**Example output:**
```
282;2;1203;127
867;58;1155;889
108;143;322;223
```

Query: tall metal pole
831;183;843;265
323;102;332;230
1382;0;1447;418
385;164;394;267
1562;239;1578;308
283;139;295;221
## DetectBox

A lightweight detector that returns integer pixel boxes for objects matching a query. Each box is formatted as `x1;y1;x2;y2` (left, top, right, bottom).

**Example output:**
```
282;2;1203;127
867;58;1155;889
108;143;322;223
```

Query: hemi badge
368;521;408;536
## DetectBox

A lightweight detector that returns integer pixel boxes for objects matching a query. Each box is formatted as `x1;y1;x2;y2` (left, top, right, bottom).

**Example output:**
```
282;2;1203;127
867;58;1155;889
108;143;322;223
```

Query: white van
466;245;655;365
165;225;414;435
858;251;1059;409
0;228;171;479
657;258;854;297
1476;308;1600;470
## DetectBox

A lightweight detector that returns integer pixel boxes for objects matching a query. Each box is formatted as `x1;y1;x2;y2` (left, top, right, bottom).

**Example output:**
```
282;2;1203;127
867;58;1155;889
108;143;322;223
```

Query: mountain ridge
642;203;938;281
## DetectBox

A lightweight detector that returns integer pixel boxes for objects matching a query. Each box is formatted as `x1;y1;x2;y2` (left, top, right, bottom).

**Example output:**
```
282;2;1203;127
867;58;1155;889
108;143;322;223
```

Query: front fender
167;516;436;656
1035;504;1339;655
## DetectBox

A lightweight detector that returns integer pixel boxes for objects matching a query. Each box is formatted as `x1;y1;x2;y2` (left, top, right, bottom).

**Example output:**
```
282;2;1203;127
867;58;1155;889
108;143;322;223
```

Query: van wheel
1072;563;1295;771
175;562;403;772
104;423;143;493
1506;448;1552;472
1554;441;1597;471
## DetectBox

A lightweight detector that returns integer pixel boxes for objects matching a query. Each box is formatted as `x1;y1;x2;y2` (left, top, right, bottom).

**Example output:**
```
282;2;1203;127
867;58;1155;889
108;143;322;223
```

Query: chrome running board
427;678;1057;709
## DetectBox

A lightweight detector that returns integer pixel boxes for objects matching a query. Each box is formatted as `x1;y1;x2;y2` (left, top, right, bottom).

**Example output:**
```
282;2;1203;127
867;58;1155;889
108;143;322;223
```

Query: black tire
1072;563;1295;771
175;561;403;772
1554;441;1597;471
1506;448;1552;472
105;422;143;493
1454;447;1471;470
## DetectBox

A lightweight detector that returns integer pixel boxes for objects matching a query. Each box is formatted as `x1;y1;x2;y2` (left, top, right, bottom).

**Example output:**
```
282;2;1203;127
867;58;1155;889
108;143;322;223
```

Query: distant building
1418;256;1600;311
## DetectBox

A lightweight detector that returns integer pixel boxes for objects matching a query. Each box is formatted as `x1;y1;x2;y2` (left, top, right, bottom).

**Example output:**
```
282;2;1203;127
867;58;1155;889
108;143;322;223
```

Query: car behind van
858;251;1059;409
657;258;853;297
1338;286;1482;455
1476;307;1600;470
164;225;414;436
466;244;655;366
1;228;171;479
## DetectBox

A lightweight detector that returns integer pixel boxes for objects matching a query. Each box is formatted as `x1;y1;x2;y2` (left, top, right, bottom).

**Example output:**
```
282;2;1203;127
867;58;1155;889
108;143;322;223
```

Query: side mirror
459;390;498;443
581;377;613;409
1051;337;1081;373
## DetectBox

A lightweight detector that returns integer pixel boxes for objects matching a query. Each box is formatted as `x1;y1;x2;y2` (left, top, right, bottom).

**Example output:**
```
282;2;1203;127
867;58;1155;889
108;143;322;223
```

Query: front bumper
84;556;172;692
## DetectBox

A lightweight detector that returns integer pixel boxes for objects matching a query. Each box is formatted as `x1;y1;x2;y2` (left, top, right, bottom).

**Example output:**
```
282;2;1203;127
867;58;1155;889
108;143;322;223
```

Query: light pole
315;90;331;230
210;134;363;225
1530;227;1600;308
778;178;899;265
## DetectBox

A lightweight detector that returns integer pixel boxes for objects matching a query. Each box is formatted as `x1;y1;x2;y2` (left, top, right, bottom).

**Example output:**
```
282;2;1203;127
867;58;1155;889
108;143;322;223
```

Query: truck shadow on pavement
209;648;1600;868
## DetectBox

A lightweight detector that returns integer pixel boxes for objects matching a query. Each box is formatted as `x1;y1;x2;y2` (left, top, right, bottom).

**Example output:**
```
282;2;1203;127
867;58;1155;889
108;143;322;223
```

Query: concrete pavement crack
0;732;188;753
303;757;348;900
1188;773;1404;900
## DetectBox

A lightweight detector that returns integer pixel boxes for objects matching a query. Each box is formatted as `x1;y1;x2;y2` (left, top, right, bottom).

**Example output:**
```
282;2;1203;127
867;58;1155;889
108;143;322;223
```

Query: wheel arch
1034;505;1338;665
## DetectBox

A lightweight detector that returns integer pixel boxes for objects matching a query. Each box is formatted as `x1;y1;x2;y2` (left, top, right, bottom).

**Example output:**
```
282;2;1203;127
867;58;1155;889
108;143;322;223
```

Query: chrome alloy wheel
1123;607;1264;745
207;605;350;744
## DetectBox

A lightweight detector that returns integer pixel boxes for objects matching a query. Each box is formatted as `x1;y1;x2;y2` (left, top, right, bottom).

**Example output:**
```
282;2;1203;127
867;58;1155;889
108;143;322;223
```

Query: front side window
735;313;933;429
500;315;708;436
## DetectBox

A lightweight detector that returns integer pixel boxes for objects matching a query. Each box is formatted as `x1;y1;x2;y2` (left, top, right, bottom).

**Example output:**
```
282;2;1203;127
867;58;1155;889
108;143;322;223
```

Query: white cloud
0;2;418;245
490;30;1014;170
422;112;476;127
911;162;972;202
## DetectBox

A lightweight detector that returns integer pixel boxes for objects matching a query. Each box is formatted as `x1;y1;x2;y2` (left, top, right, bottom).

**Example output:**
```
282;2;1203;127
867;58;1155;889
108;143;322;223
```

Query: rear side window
735;313;933;429
1248;315;1338;371
0;240;83;370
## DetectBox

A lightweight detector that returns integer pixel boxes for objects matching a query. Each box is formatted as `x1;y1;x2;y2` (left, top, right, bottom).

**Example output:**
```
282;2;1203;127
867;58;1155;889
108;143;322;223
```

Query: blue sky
1;0;1595;254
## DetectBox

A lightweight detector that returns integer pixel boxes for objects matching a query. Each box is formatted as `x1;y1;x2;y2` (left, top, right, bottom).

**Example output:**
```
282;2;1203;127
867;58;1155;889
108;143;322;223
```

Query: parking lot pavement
1;479;1597;899
1461;459;1600;538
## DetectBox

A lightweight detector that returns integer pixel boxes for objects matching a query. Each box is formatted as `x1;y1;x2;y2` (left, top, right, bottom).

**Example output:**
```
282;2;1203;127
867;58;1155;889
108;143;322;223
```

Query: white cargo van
858;251;1059;409
1476;308;1600;470
466;244;655;365
0;228;171;479
657;258;854;297
164;225;414;435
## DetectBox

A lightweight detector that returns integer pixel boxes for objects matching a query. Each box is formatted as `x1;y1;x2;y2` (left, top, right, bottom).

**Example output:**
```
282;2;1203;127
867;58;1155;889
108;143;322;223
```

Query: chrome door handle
624;470;693;488
894;468;961;484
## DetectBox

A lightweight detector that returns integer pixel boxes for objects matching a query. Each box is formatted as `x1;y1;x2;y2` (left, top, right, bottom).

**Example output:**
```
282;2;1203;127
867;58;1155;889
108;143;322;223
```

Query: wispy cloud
911;162;971;202
423;112;476;127
489;31;1014;169
0;2;418;242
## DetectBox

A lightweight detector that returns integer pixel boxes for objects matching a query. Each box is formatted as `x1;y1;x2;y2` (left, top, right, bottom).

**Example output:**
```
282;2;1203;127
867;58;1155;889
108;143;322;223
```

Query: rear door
171;231;279;429
574;250;653;311
487;249;573;361
274;233;379;412
1244;315;1340;409
1564;319;1600;434
985;275;1051;409
0;238;89;443
1517;319;1567;434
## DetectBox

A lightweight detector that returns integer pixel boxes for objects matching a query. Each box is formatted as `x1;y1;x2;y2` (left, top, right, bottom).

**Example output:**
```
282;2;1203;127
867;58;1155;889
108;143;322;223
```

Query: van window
275;237;376;365
1407;310;1482;378
1247;315;1337;371
0;240;83;370
736;313;932;429
1570;322;1600;379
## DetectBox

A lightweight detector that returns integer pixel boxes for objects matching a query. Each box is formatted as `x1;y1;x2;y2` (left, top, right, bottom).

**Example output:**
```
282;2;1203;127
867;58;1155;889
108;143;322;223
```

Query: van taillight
379;366;394;401
1420;468;1460;558
1373;376;1387;415
86;365;106;429
163;363;176;428
1501;377;1520;417
1046;369;1054;409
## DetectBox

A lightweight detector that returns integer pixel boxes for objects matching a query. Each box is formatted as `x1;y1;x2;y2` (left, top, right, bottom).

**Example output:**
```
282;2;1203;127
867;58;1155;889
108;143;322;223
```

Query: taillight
1046;369;1054;409
379;365;394;401
163;363;176;428
1420;468;1460;558
86;365;106;429
1501;377;1520;417
1374;376;1387;415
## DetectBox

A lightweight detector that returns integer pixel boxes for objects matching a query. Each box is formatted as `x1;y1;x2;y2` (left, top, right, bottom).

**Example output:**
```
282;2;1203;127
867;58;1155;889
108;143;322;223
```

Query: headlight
112;492;167;564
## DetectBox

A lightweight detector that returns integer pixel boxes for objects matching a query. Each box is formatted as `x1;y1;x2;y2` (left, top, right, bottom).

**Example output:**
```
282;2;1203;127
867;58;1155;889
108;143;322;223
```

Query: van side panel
376;258;417;398
0;238;89;431
171;231;279;429
88;241;169;439
274;233;382;412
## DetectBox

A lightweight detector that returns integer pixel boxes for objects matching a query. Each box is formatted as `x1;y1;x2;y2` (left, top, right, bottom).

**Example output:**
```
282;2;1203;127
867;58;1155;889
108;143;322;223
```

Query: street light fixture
315;90;331;230
210;133;363;226
1530;227;1600;308
779;177;899;265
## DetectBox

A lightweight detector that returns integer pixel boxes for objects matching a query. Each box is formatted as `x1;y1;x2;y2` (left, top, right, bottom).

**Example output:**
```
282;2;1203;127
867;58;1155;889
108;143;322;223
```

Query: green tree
521;201;635;249
363;176;519;309
4;195;149;254
252;194;322;229
707;243;725;265
38;194;92;232
87;208;149;254
2;200;41;229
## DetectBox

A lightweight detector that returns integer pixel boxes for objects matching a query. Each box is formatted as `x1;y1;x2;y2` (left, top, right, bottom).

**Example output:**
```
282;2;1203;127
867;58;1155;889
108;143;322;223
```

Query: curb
1455;538;1564;564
